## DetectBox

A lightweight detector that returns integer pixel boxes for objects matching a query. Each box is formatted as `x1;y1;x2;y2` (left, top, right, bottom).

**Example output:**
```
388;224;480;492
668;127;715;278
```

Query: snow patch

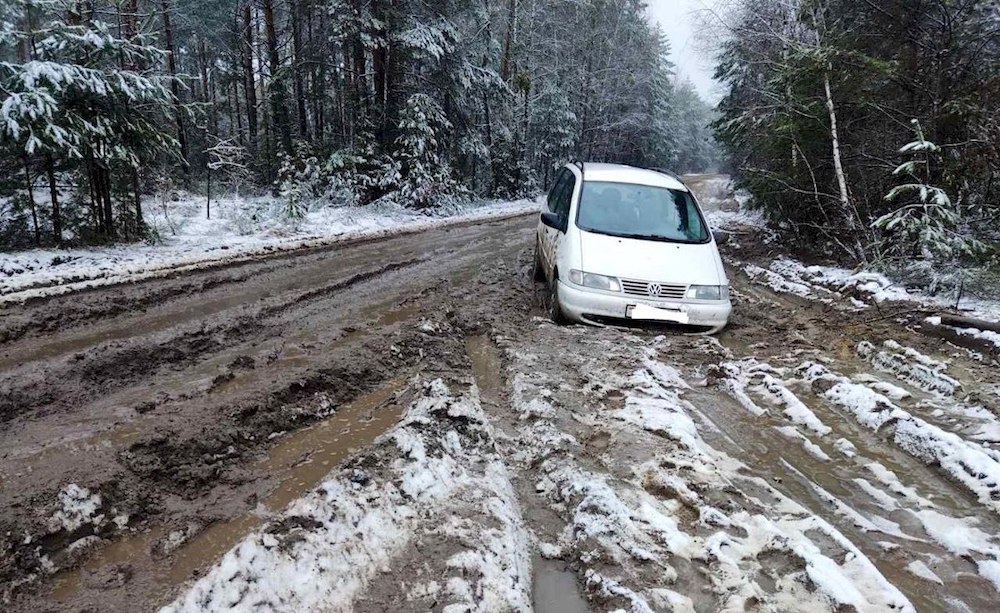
718;359;831;435
905;560;943;584
857;340;957;396
800;362;1000;513
1;196;540;303
48;484;102;533
163;380;530;612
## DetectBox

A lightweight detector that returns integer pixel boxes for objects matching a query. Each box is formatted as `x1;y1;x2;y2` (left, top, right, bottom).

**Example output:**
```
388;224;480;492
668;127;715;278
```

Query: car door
548;170;576;278
540;169;570;275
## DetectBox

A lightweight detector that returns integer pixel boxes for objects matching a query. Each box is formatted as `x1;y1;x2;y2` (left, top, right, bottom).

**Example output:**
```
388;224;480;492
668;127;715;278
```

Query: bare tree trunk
206;165;212;220
373;44;389;142
232;58;245;146
99;166;115;239
822;71;867;262
22;156;40;246
198;35;218;135
500;0;518;81
161;0;190;178
823;74;850;219
133;168;144;235
353;37;367;128
311;2;326;145
46;155;62;246
85;155;102;234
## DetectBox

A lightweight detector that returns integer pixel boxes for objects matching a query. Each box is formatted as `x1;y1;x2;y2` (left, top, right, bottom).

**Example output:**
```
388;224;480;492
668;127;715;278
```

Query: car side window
556;173;576;220
547;170;569;212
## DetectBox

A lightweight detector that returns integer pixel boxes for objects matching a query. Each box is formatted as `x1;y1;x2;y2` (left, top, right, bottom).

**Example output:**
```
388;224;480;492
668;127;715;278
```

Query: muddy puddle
466;336;595;612
532;555;589;613
49;377;408;605
465;335;504;405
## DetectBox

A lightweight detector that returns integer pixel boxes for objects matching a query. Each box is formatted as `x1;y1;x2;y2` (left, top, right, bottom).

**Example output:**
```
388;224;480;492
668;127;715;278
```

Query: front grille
620;278;688;299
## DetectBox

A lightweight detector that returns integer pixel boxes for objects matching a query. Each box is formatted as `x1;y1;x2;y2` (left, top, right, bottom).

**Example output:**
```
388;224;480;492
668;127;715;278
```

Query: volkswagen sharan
533;162;731;334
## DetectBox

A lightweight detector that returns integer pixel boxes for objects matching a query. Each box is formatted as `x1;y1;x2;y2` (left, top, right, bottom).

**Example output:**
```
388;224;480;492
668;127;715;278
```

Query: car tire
549;278;566;324
532;245;546;282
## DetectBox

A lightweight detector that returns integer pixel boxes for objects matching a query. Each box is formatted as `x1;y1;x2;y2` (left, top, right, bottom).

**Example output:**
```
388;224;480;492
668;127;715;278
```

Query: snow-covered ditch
705;196;1000;324
926;316;1000;352
0;193;541;303
162;379;531;613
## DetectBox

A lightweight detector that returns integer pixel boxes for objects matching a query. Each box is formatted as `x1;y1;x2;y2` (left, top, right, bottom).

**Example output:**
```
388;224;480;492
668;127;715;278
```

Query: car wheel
532;245;546;282
548;278;566;324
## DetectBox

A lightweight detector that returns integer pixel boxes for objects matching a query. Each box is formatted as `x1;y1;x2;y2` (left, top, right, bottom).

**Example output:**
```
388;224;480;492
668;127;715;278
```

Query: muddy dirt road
3;182;1000;612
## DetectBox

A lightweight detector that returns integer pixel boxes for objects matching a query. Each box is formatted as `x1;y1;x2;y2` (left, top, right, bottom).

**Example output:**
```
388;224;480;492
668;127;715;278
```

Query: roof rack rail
646;166;683;182
570;159;585;171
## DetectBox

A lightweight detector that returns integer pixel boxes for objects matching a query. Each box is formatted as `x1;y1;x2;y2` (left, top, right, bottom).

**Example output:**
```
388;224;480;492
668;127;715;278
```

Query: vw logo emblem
647;283;661;297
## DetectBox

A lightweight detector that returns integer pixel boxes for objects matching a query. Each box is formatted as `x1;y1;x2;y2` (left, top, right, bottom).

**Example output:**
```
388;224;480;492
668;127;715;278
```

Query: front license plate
627;303;690;324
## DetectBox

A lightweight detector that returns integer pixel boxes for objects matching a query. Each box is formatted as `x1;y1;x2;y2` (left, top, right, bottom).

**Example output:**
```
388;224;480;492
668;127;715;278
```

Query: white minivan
533;162;731;334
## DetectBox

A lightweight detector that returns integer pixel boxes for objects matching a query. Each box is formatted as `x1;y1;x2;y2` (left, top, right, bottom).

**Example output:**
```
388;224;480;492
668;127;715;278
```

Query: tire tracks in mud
0;257;427;424
0;217;536;611
6;207;1000;612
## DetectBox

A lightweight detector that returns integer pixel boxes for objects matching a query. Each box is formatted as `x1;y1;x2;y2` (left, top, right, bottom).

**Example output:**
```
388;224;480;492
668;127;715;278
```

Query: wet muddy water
49;377;408;603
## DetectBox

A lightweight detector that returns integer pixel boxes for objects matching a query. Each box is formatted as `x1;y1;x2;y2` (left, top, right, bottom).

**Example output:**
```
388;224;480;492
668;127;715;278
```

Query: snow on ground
702;185;1000;324
926;316;1000;351
856;338;1000;443
717;358;832;436
857;340;958;396
47;484;102;533
796;361;1000;515
0;193;540;303
501;330;915;612
741;257;916;308
711;347;1000;597
162;379;531;613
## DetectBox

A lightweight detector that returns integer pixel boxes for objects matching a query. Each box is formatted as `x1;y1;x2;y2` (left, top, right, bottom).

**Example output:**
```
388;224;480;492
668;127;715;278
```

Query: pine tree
874;119;983;262
1;0;179;243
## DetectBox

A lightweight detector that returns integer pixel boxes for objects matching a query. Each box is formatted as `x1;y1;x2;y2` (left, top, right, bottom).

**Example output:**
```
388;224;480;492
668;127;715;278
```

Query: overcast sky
646;0;721;103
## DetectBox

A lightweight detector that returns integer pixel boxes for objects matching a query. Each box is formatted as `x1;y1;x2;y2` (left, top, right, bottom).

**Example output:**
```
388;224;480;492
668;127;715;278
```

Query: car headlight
569;269;621;292
686;285;730;300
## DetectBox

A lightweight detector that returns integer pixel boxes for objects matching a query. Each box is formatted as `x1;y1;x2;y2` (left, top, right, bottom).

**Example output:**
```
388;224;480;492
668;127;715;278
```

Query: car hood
578;230;723;285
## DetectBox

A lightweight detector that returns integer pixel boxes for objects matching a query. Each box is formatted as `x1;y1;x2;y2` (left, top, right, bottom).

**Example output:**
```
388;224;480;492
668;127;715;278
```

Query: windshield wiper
582;227;707;244
598;229;674;241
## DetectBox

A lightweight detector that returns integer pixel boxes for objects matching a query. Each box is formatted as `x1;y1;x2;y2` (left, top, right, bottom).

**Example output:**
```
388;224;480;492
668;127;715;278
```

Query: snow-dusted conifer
0;0;178;241
874;119;983;262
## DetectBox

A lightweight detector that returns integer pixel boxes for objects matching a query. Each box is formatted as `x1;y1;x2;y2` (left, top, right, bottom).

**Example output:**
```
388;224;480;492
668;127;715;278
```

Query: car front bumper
557;281;731;334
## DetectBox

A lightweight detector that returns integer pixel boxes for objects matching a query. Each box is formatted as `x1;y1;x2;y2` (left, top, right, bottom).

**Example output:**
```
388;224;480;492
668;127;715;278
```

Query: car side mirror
540;212;567;233
712;229;731;245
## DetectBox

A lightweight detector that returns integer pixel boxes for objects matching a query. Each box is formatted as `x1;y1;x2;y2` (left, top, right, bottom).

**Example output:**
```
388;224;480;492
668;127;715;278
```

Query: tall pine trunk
263;0;293;155
133;169;144;235
241;3;259;153
22;156;40;246
161;0;190;178
500;0;518;81
290;0;308;139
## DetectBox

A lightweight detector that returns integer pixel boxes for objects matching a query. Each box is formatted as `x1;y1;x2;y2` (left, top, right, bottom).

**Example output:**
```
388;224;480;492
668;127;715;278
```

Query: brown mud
3;182;999;612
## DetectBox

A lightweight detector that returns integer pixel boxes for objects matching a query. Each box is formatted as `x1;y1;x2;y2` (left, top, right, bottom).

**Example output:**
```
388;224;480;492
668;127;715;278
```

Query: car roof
576;163;688;192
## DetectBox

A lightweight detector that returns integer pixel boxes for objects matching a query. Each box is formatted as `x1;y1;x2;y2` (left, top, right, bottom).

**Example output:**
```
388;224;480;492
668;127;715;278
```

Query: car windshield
576;181;709;243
